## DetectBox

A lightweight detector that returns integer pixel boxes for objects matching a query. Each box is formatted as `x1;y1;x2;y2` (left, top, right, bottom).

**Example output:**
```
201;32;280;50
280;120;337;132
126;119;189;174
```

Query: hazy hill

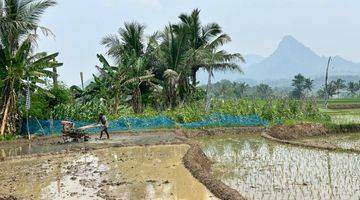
245;35;360;80
197;35;360;85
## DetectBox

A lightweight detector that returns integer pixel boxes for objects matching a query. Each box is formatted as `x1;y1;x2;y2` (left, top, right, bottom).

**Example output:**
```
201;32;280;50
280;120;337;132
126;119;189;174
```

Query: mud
268;123;327;140
182;141;245;200
0;132;183;161
0;144;217;200
0;127;285;200
328;104;360;109
265;123;360;152
177;127;265;138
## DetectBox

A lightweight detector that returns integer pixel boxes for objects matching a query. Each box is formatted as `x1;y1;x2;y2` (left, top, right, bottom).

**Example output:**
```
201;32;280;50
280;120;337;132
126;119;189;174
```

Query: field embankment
264;123;360;152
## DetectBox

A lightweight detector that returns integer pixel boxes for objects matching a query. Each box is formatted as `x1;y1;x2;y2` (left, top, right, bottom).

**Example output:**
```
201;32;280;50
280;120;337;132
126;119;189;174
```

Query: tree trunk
165;81;177;109
0;91;17;135
205;68;212;113
53;67;58;88
0;96;11;136
114;92;120;114
191;67;197;87
132;86;143;114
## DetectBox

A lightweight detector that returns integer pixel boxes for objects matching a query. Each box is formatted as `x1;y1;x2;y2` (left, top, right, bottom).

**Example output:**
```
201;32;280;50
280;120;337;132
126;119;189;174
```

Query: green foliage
52;98;330;124
291;74;313;98
20;85;71;119
0;134;16;141
256;84;273;99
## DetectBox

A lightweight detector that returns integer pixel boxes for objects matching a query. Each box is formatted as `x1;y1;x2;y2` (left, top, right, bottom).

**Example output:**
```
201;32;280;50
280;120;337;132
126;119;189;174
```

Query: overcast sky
37;0;360;86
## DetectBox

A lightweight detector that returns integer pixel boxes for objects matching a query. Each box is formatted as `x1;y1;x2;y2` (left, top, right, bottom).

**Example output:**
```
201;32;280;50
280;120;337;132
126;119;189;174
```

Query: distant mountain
245;35;360;81
197;35;360;84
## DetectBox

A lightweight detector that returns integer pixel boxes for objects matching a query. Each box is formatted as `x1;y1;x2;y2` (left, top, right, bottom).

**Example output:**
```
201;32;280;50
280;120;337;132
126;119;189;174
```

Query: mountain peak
278;35;305;49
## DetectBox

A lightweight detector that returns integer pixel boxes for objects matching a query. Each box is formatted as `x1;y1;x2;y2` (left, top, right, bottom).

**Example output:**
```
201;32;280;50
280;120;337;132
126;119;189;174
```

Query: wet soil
328;104;360;110
268;123;327;140
0;132;182;161
0;144;217;200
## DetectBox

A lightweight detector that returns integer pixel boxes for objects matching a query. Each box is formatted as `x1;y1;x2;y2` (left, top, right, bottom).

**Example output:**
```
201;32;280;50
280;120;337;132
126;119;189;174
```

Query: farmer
99;113;110;139
61;120;74;133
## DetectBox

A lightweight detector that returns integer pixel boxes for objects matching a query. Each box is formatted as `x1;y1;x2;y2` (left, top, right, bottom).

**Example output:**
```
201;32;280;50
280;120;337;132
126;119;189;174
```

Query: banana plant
0;40;62;135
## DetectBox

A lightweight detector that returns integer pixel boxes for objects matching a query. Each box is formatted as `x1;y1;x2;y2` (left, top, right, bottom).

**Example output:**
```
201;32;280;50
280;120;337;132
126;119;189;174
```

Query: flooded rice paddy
0;144;216;200
197;133;360;200
298;132;360;151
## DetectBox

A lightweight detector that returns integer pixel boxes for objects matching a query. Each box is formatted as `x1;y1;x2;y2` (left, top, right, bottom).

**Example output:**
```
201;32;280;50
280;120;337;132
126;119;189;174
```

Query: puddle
0;144;216;200
197;133;360;200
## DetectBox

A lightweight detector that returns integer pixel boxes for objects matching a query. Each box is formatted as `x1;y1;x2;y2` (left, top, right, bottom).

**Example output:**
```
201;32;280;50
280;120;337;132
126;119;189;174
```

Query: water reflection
197;134;360;200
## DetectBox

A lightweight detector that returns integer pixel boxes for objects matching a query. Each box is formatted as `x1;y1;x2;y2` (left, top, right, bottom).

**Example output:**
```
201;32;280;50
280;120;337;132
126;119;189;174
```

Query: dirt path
0;144;217;200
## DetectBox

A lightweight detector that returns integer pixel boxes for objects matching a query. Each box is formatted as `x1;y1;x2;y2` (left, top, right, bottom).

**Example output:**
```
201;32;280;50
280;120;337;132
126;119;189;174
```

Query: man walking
99;113;110;139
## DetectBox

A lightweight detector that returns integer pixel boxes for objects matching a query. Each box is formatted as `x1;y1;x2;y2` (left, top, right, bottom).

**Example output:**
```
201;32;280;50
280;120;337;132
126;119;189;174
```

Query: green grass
0;134;16;142
318;98;360;125
317;98;360;105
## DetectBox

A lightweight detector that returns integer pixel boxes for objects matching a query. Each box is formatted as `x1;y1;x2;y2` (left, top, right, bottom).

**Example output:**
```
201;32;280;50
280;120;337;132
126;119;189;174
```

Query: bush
51;98;330;124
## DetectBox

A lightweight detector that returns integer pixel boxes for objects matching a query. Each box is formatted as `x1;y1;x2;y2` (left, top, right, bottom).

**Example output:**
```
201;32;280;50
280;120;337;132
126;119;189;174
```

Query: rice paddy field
1;98;359;200
318;98;360;125
197;133;360;200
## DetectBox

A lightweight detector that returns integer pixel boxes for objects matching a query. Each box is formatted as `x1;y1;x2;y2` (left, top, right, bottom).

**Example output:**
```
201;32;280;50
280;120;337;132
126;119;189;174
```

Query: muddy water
0;144;216;200
298;132;360;151
197;133;360;200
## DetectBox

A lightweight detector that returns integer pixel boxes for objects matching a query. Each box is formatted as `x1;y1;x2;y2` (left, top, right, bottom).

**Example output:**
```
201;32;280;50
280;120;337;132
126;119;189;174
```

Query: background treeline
207;76;360;100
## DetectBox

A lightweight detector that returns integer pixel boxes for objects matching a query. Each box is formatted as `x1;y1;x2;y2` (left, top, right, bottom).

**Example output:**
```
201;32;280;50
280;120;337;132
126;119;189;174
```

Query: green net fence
22;114;269;136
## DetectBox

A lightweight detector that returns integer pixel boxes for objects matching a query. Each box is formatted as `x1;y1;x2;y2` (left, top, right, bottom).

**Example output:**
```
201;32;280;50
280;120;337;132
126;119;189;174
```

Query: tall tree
333;79;346;95
256;84;273;99
0;0;57;135
291;74;313;99
234;82;250;98
158;24;191;104
177;8;223;87
347;81;359;97
200;33;244;112
100;22;156;113
0;40;61;135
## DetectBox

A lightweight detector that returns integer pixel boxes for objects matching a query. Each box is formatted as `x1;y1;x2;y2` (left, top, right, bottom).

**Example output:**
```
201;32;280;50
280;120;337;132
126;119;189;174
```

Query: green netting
22;114;269;136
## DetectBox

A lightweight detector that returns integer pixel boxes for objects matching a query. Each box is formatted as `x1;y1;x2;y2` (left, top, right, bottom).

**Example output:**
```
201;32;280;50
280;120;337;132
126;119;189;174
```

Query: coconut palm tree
101;22;158;113
347;81;359;97
0;0;56;51
0;40;61;135
234;82;250;98
101;22;146;64
177;8;223;87
200;33;244;112
158;24;192;104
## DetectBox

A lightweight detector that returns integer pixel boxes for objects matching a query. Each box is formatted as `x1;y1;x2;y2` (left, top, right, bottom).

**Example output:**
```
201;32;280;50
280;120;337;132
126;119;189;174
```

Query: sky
37;0;360;86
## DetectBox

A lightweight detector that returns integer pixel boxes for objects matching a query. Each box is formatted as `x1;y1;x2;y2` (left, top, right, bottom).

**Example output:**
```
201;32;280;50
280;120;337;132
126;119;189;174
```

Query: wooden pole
80;72;84;90
324;57;332;109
